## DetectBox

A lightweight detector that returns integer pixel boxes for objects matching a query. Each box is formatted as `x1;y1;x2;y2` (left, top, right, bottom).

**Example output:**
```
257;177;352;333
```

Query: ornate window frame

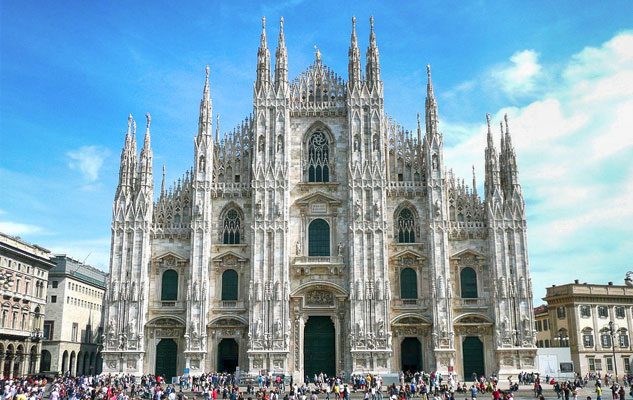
580;305;591;318
302;123;335;183
218;203;245;245
294;192;342;263
394;203;420;244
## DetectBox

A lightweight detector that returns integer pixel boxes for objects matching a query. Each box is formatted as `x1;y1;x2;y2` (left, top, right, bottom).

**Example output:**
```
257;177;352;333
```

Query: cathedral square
101;16;536;381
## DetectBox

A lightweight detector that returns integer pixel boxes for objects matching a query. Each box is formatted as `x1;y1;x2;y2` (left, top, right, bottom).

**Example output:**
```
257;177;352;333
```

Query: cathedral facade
102;17;537;381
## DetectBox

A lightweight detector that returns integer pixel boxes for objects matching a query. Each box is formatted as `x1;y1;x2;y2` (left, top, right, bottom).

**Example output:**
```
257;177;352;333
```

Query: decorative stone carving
306;290;334;306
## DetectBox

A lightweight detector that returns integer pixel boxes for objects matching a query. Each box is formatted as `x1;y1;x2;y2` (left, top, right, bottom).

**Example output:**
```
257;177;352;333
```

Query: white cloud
491;49;542;96
0;221;45;236
444;32;633;299
67;146;110;183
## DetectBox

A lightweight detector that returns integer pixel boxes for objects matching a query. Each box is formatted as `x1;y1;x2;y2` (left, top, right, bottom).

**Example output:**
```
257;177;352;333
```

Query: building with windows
102;17;537;380
0;232;54;377
41;255;107;375
534;305;552;349
539;279;633;377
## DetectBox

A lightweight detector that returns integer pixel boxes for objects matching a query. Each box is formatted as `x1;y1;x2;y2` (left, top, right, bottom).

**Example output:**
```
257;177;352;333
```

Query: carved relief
306;290;334;306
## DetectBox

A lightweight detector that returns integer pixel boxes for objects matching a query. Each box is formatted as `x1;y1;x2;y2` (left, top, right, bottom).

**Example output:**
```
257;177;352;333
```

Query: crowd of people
0;370;632;400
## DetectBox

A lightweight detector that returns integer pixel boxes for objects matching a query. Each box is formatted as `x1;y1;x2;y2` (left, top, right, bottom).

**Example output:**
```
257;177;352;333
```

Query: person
595;383;602;400
470;385;478;400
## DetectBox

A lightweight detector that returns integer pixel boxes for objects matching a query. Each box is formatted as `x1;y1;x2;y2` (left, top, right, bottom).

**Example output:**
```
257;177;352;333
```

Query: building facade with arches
0;232;54;378
40;255;107;376
102;17;536;380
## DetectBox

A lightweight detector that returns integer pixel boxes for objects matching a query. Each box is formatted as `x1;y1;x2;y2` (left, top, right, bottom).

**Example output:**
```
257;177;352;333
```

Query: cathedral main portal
303;316;335;379
155;339;177;380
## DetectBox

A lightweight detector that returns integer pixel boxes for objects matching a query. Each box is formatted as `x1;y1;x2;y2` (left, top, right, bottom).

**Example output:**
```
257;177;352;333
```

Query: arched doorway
89;352;96;374
76;351;83;376
14;345;24;377
28;346;37;374
40;350;52;373
83;352;89;375
217;338;239;373
4;345;13;378
401;337;422;372
95;352;102;374
304;316;335;378
155;339;177;380
69;351;76;375
462;336;485;380
61;350;68;373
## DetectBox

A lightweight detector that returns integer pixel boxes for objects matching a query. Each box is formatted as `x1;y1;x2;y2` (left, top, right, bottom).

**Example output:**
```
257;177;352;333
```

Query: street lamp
554;329;569;347
608;321;619;383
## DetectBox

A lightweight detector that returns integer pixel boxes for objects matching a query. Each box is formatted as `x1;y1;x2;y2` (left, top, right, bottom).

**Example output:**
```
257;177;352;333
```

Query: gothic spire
142;112;151;151
425;64;439;138
472;165;478;197
365;16;381;89
502;113;520;192
215;114;220;144
139;113;153;189
486;112;494;148
416;112;422;145
274;17;288;91
348;16;362;88
484;113;501;201
160;164;166;198
125;113;133;146
117;114;137;192
198;65;212;137
256;16;271;91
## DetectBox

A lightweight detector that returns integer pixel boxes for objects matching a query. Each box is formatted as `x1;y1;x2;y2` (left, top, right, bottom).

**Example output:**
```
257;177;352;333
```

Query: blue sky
1;1;632;301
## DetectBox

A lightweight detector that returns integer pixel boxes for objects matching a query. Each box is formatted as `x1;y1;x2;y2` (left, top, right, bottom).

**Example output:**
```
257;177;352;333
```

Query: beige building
534;305;552;349
539;279;633;377
41;255;107;375
0;232;54;377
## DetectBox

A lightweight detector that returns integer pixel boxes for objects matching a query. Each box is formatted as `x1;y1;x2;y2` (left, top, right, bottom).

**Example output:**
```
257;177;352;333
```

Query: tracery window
396;208;417;243
307;131;330;183
222;209;242;245
460;267;478;298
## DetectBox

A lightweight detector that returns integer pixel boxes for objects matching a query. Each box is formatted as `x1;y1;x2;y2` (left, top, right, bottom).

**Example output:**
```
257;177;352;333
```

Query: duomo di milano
102;16;537;380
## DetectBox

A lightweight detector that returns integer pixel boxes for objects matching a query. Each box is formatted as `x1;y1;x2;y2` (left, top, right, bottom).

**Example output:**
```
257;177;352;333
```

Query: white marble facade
101;17;537;380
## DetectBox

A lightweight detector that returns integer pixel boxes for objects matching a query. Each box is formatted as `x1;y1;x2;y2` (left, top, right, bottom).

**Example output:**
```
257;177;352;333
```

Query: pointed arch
219;203;244;244
394;202;419;243
303;122;335;183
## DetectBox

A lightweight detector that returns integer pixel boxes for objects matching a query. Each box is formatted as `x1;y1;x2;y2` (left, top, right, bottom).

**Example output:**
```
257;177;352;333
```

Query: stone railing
293;255;344;265
392;298;430;309
453;297;488;309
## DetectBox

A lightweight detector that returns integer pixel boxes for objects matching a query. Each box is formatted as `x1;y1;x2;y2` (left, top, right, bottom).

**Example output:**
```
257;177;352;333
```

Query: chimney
574;279;579;284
